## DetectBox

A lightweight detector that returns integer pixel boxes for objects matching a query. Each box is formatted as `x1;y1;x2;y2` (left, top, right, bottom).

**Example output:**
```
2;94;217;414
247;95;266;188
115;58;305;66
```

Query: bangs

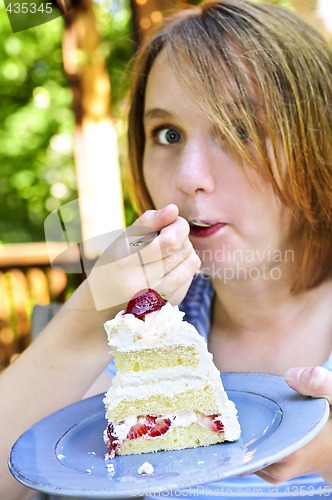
161;8;281;190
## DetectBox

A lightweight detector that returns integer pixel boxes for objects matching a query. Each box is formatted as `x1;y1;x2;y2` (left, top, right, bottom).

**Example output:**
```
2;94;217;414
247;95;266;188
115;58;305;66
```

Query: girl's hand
130;203;201;304
82;204;201;311
254;367;332;486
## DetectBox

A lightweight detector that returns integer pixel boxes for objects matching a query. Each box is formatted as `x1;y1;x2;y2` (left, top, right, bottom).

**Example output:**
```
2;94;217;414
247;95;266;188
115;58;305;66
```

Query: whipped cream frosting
104;302;224;401
104;302;212;352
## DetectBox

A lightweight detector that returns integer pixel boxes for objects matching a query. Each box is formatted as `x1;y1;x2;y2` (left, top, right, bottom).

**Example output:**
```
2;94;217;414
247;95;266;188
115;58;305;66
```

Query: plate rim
8;372;329;498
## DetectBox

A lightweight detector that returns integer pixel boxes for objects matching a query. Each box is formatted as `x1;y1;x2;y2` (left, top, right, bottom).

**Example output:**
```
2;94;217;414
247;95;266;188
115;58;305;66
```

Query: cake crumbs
106;463;115;473
138;462;154;475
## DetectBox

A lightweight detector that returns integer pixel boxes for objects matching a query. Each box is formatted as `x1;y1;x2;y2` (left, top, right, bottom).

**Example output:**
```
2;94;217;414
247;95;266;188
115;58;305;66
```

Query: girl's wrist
64;279;123;323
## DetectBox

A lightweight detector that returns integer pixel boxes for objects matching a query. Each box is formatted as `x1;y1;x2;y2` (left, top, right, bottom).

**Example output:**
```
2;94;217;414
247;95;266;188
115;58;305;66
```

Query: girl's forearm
0;280;118;500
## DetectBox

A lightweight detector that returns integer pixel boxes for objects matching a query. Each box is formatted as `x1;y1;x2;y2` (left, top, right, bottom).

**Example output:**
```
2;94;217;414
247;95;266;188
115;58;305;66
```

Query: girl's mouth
189;220;226;238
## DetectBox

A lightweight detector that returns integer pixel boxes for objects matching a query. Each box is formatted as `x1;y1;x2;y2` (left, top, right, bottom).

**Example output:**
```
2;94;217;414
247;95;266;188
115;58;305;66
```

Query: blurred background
0;0;331;371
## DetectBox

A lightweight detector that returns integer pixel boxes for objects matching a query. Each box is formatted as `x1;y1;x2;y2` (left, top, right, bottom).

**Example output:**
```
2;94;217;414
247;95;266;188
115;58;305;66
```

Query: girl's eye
156;128;181;145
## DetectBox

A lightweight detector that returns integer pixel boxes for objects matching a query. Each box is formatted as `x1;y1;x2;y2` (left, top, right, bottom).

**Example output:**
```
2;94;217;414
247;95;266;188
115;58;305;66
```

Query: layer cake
103;289;240;458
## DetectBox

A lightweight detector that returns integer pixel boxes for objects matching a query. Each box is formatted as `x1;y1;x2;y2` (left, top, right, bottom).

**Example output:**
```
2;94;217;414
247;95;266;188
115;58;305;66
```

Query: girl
124;0;332;496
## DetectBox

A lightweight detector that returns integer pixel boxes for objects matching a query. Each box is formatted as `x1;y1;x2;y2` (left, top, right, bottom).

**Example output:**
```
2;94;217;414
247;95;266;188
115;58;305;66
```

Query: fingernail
285;367;305;384
310;366;327;390
156;206;169;217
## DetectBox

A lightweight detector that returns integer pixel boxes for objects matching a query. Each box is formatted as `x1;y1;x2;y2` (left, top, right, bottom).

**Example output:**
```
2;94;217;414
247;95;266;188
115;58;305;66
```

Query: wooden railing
0;242;82;372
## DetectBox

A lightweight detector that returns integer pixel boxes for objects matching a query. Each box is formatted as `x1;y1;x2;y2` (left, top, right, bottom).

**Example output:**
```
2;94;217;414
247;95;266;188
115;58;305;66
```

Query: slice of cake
103;289;240;458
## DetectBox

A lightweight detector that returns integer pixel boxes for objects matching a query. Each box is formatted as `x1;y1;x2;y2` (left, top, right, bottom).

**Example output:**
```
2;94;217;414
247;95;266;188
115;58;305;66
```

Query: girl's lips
189;222;226;238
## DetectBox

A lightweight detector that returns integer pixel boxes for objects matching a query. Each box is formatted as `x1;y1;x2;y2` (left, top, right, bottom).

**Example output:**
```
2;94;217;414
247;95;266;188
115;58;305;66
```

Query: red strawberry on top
124;289;167;320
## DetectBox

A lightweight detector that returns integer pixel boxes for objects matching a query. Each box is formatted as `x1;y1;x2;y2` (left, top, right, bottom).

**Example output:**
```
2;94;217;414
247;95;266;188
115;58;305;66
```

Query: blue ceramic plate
9;373;329;498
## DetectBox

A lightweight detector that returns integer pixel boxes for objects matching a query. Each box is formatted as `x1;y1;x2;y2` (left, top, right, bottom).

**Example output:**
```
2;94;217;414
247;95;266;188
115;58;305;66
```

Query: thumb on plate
285;366;332;405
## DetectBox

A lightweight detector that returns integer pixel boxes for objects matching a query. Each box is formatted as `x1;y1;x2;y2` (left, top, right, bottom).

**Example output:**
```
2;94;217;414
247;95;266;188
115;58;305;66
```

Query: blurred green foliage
0;5;74;243
0;0;133;243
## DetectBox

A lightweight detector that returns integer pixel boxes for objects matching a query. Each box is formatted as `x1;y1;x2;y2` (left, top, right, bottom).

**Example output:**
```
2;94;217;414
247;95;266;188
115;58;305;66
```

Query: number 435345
6;3;53;14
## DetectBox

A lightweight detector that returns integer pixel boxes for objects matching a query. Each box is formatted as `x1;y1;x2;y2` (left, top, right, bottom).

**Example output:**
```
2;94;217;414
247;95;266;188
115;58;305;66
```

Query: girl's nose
175;139;216;196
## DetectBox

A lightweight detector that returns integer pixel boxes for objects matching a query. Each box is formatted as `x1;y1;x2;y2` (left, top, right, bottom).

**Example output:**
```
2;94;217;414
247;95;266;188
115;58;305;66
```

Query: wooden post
62;0;125;259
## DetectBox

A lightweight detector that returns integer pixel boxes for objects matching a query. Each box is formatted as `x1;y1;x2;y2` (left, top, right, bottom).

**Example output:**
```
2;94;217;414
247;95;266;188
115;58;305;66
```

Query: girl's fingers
139;215;190;263
154;249;201;304
140;241;200;294
132;204;179;233
162;279;196;306
161;239;195;275
286;366;332;405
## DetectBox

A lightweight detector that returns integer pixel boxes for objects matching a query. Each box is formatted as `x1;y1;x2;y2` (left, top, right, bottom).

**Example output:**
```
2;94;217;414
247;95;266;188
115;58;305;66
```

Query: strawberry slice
124;289;167;320
198;413;224;433
126;417;154;439
148;417;171;437
126;415;171;440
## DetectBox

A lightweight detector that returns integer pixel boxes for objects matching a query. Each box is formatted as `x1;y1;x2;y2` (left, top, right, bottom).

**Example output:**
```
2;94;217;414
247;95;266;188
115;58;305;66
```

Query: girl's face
143;51;293;281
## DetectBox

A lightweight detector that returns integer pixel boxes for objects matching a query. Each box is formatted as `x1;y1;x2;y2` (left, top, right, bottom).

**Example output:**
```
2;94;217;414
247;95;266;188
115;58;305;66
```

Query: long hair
127;0;332;292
